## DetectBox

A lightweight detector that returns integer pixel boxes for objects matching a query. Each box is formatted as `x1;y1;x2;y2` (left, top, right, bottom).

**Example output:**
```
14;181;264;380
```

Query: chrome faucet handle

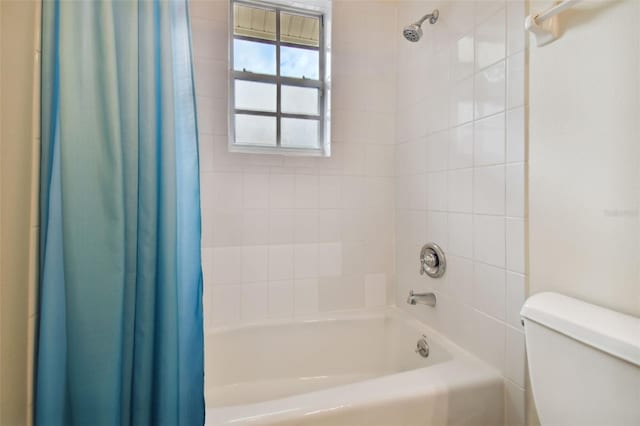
423;252;438;268
419;243;446;278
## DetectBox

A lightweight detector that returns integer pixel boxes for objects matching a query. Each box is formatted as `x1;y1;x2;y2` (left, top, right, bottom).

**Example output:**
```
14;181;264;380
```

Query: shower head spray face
403;24;423;42
403;9;439;42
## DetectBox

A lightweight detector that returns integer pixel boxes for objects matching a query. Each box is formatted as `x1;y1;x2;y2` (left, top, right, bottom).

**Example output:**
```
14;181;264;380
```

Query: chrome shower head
403;24;423;42
403;9;439;42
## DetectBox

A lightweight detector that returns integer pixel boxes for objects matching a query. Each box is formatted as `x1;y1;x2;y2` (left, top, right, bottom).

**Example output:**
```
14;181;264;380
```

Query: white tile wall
395;0;528;423
192;0;528;423
191;0;397;326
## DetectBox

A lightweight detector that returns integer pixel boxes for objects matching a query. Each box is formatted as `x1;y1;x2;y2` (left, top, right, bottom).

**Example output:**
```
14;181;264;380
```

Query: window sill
228;143;329;157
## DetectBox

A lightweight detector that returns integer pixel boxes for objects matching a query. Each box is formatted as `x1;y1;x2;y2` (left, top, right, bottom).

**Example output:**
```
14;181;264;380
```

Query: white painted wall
393;1;528;424
529;0;640;317
528;1;640;424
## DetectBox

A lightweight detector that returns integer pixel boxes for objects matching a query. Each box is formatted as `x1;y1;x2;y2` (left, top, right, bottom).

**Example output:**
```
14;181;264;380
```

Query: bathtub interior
205;312;454;407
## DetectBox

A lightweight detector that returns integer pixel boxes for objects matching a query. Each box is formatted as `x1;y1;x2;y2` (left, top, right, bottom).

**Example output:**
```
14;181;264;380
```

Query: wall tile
450;77;475;126
191;17;228;62
506;107;525;163
426;132;449;172
268;245;294;281
212;209;243;246
474;165;506;215
341;176;366;209
293;209;319;243
506;218;525;273
475;7;506;70
506;163;525;217
243;173;269;208
318;275;363;311
365;273;387;307
241;245;268;283
342;242;365;275
318;175;342;208
318;209;342;243
241;283;268;321
473;262;506;320
426;172;448;211
451;32;475;81
210;285;241;324
506;0;526;55
294;278;319;314
445;256;474;304
471;309;506;372
194;58;227;100
190;0;229;23
212;247;242;285
268;280;294;318
506;271;526;329
448;169;473;213
507;51;525;109
318;242;342;277
449;123;474;169
473;215;506;267
448;213;474;258
242;209;269;245
269;209;294;244
474;112;505;166
294;174;319;209
505;327;526;387
408;174;427;210
427;211;449;250
269;173;295;208
294;244;319;279
474;60;506;119
474;0;506;25
366;145;395;177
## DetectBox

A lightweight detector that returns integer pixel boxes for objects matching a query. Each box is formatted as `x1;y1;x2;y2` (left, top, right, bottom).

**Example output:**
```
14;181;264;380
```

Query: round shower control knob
419;243;446;278
423;252;438;268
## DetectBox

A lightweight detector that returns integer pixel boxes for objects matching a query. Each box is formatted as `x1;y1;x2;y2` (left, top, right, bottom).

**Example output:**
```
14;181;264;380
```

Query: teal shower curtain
36;1;204;425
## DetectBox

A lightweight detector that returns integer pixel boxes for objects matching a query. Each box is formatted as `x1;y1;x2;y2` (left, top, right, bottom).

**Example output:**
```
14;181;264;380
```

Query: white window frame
228;0;332;157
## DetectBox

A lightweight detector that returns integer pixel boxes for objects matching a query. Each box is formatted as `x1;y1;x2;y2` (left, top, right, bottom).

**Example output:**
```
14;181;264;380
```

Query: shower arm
414;10;439;26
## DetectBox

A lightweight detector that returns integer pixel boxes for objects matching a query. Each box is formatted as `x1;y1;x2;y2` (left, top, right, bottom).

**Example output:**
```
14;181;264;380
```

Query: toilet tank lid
521;292;640;367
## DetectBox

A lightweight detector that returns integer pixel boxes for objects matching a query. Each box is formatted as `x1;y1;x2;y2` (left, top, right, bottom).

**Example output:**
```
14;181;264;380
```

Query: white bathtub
205;307;503;425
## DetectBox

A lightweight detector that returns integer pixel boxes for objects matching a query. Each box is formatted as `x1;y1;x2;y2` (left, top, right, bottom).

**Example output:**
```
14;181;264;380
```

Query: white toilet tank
521;292;640;426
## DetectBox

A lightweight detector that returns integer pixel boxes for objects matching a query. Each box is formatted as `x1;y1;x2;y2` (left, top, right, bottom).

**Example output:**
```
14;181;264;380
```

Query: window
229;0;330;156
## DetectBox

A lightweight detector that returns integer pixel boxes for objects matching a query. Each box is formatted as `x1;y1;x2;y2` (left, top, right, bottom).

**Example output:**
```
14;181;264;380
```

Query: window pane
281;85;319;115
281;118;319;149
234;39;276;75
235;114;276;146
235;80;276;112
281;12;320;47
281;46;319;80
233;3;276;41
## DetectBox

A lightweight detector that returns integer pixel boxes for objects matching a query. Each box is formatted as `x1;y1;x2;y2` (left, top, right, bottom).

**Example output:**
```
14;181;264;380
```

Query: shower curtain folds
36;0;204;425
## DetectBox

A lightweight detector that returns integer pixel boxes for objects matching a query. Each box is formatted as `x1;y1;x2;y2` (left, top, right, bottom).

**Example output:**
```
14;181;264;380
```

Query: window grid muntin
231;0;325;151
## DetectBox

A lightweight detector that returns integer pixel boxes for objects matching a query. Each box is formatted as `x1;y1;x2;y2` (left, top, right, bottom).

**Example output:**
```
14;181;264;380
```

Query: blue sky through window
234;40;318;79
281;46;319;80
234;40;276;75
